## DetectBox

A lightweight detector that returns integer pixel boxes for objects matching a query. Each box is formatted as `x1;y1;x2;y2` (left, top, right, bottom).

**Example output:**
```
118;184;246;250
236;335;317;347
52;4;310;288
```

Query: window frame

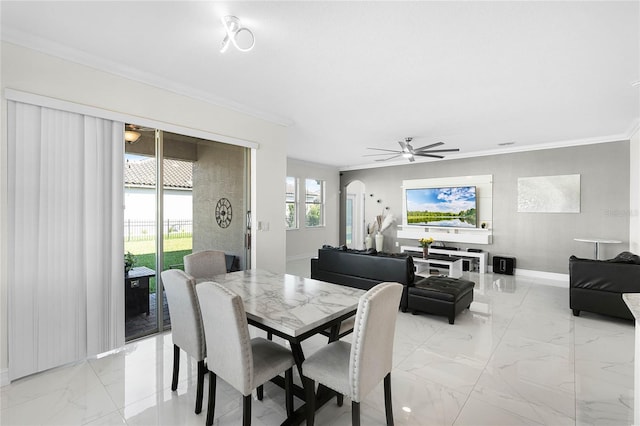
285;176;298;230
304;178;325;228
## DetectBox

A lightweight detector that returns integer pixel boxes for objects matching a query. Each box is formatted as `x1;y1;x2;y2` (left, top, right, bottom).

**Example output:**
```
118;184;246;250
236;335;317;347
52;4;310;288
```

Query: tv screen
406;186;477;228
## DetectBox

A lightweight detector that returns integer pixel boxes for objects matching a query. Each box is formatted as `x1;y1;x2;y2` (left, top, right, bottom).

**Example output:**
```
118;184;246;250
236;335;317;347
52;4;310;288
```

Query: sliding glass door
124;126;250;341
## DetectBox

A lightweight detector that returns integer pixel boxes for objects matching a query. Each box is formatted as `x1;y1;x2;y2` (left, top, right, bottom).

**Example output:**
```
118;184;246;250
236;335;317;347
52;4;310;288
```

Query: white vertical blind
7;101;124;380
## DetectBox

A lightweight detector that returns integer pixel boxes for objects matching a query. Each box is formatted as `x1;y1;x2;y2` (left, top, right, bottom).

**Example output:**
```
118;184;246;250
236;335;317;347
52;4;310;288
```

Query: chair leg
242;394;252;426
257;385;263;400
195;360;205;414
337;393;344;406
352;401;360;426
171;344;180;391
303;377;316;426
285;368;294;417
206;371;216;426
384;373;394;426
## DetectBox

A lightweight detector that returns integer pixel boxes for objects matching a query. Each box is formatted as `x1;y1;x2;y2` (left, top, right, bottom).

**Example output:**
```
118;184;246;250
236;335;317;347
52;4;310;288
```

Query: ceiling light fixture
220;15;255;53
124;130;141;143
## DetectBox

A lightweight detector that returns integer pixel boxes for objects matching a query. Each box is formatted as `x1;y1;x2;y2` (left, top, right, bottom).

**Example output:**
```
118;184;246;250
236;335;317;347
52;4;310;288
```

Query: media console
401;246;489;274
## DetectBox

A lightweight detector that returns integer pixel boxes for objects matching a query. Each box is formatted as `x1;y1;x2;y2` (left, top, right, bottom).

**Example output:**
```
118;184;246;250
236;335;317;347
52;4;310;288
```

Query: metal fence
125;219;193;241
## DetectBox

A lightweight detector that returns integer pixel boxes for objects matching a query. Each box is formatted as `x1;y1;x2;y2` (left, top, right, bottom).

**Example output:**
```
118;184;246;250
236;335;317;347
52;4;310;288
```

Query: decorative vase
375;232;384;252
365;235;374;250
422;246;429;258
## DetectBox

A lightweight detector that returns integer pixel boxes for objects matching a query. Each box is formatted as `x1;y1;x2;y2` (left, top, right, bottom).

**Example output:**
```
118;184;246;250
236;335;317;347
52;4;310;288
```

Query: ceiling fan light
124;130;141;143
402;152;413;158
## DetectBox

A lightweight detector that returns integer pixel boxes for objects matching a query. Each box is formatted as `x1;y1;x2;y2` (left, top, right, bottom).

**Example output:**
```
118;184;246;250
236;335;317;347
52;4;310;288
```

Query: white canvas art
517;174;580;213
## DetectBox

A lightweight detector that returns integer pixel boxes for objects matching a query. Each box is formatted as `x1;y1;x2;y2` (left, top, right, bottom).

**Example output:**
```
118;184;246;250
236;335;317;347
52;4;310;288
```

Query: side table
574;238;622;260
125;266;155;316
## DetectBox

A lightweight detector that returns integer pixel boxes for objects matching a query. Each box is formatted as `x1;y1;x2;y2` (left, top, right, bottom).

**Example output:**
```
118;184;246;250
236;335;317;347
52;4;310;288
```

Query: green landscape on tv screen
406;186;477;228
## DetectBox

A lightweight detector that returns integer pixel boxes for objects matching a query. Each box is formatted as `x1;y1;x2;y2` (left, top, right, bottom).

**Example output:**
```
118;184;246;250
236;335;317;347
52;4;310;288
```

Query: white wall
286;158;340;261
631;127;640;254
0;42;288;378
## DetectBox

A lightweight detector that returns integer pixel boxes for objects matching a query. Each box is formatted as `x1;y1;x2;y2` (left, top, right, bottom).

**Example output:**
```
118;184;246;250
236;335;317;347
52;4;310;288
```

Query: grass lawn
125;237;192;292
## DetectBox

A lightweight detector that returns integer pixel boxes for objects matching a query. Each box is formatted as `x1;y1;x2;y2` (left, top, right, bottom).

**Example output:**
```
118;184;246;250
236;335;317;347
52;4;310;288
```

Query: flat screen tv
405;186;477;228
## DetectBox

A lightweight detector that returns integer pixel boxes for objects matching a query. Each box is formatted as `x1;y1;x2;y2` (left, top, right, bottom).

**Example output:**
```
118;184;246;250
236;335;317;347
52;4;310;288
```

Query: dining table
196;268;366;424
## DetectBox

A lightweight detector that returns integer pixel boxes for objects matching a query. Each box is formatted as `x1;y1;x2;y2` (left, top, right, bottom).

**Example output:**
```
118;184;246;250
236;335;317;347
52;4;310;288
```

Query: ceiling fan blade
417;148;460;154
413;153;445;159
375;154;402;162
413;142;444;151
367;147;402;153
363;152;403;157
398;140;408;151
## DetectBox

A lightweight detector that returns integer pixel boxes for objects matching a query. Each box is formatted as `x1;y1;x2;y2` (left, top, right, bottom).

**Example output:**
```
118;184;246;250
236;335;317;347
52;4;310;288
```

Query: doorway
124;125;250;341
345;180;366;250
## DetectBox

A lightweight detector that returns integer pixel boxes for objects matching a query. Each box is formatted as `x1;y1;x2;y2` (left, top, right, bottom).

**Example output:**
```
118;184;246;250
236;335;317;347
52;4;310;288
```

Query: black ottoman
403;276;475;324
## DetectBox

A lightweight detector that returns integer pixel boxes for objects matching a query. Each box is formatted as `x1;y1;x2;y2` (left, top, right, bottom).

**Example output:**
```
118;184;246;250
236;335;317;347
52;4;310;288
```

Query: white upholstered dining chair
160;269;207;414
184;250;227;279
196;281;295;426
302;282;403;426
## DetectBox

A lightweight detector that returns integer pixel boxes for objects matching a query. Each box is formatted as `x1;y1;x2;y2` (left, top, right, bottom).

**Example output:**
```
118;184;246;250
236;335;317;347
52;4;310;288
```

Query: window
285;177;297;229
305;179;324;227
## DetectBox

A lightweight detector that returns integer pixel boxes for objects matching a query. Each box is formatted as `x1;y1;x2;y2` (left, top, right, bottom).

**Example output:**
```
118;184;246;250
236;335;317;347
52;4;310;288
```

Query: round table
574;238;622;260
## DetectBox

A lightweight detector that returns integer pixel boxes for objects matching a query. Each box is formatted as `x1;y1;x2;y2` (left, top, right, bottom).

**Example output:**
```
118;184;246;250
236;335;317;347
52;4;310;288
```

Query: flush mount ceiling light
220;15;255;53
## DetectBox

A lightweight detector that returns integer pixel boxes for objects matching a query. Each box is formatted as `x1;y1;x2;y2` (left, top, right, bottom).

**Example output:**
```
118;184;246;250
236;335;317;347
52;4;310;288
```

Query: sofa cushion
608;251;640;264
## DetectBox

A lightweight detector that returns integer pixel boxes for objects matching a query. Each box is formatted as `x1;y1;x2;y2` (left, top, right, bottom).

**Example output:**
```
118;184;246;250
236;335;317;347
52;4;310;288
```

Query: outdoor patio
125;291;170;340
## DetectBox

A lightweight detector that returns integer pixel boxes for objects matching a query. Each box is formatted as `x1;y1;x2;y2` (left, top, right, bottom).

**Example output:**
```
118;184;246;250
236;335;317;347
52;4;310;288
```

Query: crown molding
1;28;294;127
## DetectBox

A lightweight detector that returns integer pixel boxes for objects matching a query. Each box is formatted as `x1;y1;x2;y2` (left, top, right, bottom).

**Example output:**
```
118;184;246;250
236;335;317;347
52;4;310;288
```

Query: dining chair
196;281;295;426
160;269;207;414
184;250;227;279
302;282;403;426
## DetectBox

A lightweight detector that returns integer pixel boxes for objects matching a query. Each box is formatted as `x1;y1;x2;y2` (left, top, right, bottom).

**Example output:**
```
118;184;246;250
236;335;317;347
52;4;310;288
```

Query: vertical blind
7;100;124;380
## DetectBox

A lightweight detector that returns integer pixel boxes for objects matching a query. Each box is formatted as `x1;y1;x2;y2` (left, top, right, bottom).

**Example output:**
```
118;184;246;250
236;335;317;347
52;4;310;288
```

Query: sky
406;186;476;213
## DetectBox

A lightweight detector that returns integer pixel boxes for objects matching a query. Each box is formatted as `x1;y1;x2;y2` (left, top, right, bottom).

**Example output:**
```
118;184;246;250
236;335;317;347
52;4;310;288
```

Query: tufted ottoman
403;276;475;324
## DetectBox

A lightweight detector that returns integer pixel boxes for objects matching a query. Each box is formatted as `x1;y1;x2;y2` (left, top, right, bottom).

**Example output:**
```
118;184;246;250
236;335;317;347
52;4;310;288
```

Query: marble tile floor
1;260;634;425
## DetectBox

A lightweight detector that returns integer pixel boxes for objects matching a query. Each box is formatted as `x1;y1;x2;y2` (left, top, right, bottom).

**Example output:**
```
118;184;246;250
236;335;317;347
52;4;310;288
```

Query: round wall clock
215;198;232;228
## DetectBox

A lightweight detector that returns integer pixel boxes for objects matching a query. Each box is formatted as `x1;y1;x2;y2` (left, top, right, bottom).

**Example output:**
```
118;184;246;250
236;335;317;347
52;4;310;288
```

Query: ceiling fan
365;137;460;162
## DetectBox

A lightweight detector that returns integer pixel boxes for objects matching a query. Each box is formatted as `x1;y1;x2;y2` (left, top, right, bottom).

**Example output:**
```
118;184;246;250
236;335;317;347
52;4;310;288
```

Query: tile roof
125;158;193;189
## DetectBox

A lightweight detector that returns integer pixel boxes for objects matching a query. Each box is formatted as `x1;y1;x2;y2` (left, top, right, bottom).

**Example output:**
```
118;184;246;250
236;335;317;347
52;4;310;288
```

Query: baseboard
1;368;9;387
488;267;569;287
286;253;316;263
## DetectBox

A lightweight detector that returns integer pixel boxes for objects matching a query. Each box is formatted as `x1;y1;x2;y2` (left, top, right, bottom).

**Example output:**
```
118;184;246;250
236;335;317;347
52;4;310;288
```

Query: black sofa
311;246;423;309
569;251;640;320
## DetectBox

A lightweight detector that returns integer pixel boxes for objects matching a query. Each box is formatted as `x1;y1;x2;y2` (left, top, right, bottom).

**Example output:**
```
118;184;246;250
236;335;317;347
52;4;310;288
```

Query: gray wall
340;141;630;274
193;142;248;269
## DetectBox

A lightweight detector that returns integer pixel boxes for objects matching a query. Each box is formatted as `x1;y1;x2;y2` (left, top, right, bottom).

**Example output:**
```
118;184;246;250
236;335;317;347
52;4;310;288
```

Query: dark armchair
569;251;640;320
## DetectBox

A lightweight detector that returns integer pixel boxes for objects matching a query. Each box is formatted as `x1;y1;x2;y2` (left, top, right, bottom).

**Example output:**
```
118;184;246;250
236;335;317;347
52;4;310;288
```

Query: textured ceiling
2;1;639;169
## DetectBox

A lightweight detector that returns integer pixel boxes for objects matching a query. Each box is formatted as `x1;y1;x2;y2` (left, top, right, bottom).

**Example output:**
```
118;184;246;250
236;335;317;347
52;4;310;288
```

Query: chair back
184;250;227;279
196;281;254;395
161;269;206;361
349;282;403;401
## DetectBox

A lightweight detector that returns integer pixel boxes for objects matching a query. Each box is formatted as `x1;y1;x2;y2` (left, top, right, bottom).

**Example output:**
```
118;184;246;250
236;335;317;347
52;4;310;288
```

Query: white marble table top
623;293;640;319
196;269;366;338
